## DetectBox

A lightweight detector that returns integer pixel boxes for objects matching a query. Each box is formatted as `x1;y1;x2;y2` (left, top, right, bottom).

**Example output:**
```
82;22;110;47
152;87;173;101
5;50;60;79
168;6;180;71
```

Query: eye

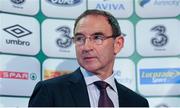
93;35;104;40
75;35;85;41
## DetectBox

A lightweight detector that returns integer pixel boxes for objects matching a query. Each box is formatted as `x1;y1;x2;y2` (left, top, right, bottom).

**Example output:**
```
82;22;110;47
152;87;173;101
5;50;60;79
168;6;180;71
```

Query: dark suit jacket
29;68;149;107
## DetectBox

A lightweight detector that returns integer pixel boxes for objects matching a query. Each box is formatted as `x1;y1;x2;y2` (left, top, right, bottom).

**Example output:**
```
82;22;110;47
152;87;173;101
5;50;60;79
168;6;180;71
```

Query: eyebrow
91;32;104;36
74;32;84;37
74;32;105;37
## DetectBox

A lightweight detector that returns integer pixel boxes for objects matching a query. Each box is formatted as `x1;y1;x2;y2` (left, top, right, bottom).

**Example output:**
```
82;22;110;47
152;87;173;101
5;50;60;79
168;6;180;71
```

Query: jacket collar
68;68;91;107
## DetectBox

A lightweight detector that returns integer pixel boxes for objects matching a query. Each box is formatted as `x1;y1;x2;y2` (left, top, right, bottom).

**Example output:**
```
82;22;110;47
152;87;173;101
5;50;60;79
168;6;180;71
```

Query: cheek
75;47;85;62
75;49;83;65
75;47;81;57
96;45;114;60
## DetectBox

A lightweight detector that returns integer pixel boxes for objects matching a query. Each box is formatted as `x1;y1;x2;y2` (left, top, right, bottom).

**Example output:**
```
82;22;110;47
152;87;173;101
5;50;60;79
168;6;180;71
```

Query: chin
83;65;99;72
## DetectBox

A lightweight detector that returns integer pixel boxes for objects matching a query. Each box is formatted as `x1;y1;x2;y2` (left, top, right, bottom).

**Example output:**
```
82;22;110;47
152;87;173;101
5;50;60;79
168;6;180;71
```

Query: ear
114;36;124;55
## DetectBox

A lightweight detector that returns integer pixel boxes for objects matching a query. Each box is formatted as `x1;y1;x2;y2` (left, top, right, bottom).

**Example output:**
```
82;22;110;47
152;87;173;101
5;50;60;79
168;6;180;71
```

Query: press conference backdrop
0;0;180;107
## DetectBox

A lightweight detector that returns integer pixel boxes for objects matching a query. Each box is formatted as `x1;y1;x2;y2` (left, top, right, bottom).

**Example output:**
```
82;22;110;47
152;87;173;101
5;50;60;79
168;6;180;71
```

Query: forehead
74;15;112;35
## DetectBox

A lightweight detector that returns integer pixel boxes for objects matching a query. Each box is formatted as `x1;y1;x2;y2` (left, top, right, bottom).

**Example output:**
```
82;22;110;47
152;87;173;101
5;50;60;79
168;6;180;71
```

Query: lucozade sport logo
140;68;180;84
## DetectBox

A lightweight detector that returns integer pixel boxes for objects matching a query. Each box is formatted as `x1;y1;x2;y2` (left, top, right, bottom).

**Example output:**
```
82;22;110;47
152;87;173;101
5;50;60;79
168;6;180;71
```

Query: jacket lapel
68;68;90;107
115;80;127;107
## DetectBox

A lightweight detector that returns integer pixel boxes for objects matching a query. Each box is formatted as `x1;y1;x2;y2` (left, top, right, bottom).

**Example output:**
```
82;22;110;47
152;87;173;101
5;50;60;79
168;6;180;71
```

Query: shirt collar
80;67;118;93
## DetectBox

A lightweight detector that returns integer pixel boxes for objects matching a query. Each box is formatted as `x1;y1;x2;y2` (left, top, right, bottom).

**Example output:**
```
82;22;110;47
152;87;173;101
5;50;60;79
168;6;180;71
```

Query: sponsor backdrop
0;0;180;107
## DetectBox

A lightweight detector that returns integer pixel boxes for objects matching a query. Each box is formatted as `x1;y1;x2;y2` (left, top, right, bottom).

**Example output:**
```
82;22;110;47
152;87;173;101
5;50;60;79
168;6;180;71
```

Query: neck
96;69;113;80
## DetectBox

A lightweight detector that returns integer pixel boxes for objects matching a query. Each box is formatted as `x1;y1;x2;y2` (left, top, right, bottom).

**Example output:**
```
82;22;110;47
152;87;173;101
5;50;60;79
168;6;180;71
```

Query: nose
83;38;93;51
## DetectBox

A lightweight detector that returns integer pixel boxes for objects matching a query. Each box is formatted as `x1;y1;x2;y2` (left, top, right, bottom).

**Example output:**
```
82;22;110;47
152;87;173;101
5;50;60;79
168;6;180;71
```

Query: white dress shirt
80;67;119;107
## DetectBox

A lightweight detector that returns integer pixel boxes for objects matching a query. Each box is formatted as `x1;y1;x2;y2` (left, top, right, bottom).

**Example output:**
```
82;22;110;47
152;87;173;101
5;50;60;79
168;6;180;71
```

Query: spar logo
3;24;32;46
139;0;151;7
0;71;37;80
46;0;82;6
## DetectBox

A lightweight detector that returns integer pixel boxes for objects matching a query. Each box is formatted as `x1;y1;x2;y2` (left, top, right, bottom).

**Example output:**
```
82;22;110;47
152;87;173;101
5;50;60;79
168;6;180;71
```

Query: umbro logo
3;24;32;38
3;24;32;46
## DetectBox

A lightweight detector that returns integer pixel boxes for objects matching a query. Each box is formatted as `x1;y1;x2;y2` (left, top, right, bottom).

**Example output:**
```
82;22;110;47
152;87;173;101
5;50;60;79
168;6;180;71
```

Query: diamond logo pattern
3;24;32;38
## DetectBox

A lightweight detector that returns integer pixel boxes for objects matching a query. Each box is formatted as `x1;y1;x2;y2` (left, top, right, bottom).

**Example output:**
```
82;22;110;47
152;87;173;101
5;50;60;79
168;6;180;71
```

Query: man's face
74;15;124;77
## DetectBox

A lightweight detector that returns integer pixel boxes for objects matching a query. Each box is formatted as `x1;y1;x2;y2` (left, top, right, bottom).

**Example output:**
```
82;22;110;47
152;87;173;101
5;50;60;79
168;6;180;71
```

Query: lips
83;56;96;61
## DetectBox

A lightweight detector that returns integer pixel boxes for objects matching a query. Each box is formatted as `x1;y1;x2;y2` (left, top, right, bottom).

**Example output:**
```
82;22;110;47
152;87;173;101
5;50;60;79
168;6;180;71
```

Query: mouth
83;56;96;61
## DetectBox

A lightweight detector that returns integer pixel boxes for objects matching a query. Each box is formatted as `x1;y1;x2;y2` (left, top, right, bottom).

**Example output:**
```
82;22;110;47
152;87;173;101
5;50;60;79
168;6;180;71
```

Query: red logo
0;71;28;80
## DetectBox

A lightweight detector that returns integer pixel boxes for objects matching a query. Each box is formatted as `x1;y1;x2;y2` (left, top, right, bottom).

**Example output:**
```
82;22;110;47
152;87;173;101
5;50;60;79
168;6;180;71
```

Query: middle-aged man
29;9;149;107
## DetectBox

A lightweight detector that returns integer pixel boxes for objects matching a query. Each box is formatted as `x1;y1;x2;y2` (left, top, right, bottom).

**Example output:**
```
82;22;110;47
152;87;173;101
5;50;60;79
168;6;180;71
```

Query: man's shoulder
117;83;138;96
116;81;149;106
39;68;82;87
117;83;149;107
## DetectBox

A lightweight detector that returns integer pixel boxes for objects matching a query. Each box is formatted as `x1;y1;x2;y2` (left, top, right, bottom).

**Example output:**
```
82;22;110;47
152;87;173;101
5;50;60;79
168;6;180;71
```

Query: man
29;9;149;107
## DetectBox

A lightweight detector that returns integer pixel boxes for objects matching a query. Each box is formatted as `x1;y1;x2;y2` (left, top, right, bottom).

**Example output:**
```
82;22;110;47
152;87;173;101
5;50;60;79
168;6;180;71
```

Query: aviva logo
139;0;151;7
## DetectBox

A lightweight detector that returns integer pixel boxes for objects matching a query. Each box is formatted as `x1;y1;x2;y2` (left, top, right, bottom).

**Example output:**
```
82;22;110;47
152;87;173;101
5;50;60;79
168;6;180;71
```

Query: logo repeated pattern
88;0;133;18
0;55;40;97
0;0;180;107
136;0;180;18
137;58;180;96
136;19;180;56
0;0;39;15
0;13;40;55
41;0;86;18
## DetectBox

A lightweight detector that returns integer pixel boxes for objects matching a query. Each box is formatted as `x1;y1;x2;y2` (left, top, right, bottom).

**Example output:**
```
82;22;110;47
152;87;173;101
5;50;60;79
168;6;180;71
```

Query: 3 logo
151;25;168;47
56;26;72;48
